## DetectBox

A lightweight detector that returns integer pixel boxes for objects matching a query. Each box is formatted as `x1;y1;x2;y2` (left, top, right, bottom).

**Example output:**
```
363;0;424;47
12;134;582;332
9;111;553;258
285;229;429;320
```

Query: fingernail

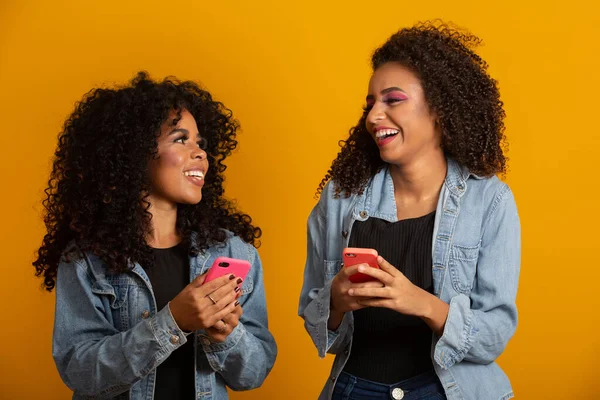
229;274;235;280
234;286;240;293
358;266;365;272
236;278;243;284
348;289;354;296
234;300;240;306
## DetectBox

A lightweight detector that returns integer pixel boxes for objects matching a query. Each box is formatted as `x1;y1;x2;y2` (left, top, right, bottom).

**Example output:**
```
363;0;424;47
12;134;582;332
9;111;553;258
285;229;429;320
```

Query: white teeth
376;129;399;138
184;170;204;178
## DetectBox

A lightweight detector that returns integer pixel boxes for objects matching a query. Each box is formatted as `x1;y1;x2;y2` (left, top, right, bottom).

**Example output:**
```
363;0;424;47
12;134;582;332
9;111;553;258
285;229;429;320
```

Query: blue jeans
332;370;447;400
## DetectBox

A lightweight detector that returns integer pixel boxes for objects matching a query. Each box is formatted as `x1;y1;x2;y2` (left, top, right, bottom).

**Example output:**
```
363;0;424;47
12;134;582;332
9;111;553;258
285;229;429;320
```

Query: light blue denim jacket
53;232;277;400
298;159;520;400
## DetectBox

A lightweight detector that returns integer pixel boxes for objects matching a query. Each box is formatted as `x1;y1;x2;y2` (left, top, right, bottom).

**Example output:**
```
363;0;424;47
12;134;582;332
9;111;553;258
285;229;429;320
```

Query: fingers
191;272;208;287
353;280;385;289
210;299;240;324
205;277;242;307
196;272;235;291
348;287;388;298
213;319;227;332
356;298;389;308
355;263;394;285
340;264;362;278
376;256;398;276
207;296;243;339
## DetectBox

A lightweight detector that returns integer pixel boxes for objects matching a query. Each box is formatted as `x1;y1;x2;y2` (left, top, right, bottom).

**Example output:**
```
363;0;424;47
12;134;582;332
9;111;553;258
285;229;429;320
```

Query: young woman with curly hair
299;22;520;400
34;72;277;399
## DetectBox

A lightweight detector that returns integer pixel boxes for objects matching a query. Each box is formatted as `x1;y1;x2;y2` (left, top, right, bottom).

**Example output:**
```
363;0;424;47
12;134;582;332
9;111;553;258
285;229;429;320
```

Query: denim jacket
53;233;277;400
298;159;520;400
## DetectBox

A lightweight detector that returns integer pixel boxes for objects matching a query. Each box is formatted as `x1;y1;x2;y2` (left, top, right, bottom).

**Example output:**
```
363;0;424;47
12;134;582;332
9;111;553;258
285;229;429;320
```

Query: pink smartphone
343;247;379;283
204;257;251;284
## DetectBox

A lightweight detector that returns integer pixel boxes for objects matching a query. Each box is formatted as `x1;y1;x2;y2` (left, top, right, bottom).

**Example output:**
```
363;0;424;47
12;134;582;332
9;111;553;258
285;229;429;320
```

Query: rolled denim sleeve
53;259;186;399
199;246;277;391
434;186;521;369
298;191;352;358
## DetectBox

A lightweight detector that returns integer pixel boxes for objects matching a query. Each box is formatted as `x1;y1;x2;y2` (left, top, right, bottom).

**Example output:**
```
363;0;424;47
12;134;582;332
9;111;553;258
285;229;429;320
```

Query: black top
342;212;436;384
145;243;195;399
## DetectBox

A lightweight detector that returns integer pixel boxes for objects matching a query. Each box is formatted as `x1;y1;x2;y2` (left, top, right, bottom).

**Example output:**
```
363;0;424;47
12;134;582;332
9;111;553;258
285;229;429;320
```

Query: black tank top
343;211;436;384
145;243;195;399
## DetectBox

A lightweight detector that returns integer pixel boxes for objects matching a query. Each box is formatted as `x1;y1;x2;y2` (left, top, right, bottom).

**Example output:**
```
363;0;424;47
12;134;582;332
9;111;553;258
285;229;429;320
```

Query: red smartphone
343;247;379;283
204;257;251;284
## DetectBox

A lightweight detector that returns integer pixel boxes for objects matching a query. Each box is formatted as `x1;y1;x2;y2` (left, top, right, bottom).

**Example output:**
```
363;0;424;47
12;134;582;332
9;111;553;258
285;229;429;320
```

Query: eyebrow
168;128;189;136
366;86;407;100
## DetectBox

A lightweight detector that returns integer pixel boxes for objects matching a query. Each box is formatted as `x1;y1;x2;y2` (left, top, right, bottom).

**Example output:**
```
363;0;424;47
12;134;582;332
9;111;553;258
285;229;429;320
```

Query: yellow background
1;0;598;398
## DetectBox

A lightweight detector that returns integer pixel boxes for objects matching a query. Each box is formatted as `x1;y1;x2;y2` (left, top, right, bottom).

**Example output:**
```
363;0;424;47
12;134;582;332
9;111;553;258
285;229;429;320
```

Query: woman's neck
146;197;180;249
389;152;447;219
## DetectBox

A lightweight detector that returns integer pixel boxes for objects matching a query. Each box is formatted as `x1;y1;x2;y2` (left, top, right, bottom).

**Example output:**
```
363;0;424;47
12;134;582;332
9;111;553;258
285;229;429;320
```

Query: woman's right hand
328;264;383;329
169;273;242;332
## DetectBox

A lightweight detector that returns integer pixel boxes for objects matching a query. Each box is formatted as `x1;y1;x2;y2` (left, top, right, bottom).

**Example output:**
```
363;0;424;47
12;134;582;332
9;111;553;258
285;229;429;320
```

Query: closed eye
384;97;405;105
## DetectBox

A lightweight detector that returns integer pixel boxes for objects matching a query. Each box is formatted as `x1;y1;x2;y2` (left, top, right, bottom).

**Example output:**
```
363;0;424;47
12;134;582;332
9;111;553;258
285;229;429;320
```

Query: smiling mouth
183;170;204;179
375;129;399;139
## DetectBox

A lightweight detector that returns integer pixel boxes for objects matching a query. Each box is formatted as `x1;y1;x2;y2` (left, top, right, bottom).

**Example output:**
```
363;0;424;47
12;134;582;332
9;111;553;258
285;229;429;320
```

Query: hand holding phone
328;247;382;330
343;247;379;283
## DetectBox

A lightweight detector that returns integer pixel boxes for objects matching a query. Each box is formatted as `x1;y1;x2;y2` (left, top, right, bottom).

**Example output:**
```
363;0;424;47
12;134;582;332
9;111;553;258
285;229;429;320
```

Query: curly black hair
34;71;261;291
319;21;507;198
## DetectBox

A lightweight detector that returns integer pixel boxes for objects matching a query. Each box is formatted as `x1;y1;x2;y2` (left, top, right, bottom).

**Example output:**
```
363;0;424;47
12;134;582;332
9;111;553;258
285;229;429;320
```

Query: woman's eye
198;138;208;150
174;136;187;144
385;98;402;104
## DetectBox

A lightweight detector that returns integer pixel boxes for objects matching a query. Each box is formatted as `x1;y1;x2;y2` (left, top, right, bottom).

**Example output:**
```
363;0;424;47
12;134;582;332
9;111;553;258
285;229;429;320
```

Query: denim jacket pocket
448;243;480;294
91;281;129;309
91;281;130;331
324;260;342;281
241;275;254;295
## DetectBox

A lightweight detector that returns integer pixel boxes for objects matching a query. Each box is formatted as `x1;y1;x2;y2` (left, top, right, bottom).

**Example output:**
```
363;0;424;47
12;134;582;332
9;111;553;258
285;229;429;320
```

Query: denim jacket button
202;338;211;346
391;387;404;399
170;335;180;344
359;210;368;218
141;310;150;319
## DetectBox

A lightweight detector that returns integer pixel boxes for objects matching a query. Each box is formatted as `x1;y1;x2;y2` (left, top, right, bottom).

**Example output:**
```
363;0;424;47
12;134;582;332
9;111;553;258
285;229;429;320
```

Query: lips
183;169;205;187
183;170;204;179
373;126;399;147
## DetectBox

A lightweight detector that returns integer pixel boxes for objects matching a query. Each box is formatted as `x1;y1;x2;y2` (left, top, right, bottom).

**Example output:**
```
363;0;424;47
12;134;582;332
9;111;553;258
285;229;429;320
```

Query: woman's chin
177;194;203;206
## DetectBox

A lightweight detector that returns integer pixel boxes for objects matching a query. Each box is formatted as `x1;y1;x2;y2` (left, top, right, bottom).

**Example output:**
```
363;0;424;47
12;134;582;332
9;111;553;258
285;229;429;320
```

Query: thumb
377;256;398;276
191;272;207;287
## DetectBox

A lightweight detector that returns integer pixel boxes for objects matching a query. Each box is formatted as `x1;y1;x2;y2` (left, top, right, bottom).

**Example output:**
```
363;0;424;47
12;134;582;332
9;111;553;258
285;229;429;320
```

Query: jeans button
391;387;404;399
170;335;180;344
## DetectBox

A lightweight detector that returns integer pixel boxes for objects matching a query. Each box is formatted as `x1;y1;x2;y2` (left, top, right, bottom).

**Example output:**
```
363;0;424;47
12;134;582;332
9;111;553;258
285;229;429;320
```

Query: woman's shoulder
206;230;258;263
466;174;513;201
58;241;117;286
463;174;516;219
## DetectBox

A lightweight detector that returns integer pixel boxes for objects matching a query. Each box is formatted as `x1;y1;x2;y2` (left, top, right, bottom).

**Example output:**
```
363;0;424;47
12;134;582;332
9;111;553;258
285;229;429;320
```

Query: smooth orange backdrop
1;0;599;398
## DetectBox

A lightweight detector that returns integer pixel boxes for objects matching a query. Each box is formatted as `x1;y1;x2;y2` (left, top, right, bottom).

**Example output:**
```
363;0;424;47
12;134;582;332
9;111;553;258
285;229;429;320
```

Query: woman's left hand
205;296;243;342
348;256;428;317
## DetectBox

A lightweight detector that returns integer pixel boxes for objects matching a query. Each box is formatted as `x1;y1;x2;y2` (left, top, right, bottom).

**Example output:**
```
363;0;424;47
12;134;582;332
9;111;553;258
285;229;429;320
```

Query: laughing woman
34;72;277;399
299;22;520;400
